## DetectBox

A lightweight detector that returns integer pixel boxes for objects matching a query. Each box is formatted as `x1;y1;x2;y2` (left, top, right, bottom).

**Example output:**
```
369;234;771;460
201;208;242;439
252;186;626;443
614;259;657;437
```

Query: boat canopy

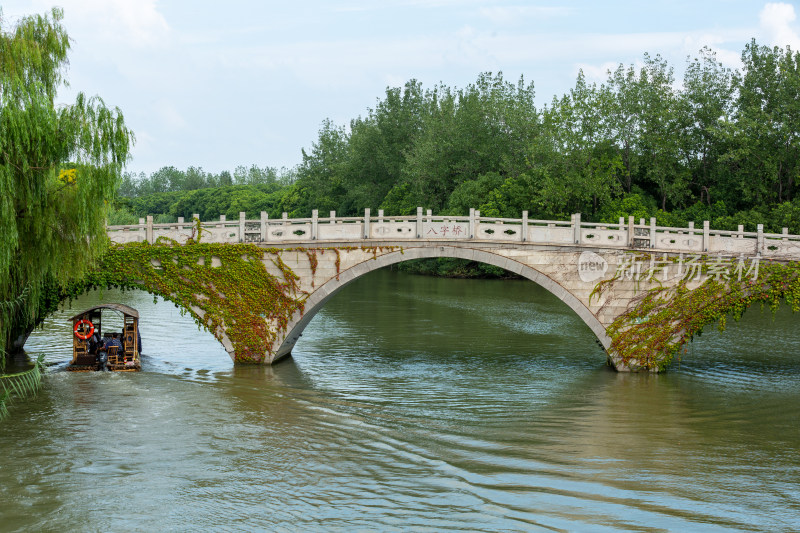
68;303;140;321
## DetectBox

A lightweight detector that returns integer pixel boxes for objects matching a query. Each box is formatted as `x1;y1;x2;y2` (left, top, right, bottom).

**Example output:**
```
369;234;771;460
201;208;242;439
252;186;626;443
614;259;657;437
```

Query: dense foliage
0;8;132;359
56;240;396;363
82;241;308;363
117;164;296;198
112;45;800;278
604;261;800;371
119;43;800;237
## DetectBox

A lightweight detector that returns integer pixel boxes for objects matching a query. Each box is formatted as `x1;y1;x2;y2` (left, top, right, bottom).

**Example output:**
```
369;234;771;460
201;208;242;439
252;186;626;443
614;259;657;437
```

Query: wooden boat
67;304;141;372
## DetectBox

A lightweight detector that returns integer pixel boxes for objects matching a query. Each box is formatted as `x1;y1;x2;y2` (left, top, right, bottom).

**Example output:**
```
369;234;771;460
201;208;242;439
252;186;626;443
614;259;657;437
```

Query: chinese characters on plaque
423;223;468;238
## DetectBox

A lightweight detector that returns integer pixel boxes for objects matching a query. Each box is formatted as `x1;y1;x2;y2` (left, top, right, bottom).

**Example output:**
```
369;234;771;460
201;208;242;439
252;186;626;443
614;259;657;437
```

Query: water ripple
4;273;800;531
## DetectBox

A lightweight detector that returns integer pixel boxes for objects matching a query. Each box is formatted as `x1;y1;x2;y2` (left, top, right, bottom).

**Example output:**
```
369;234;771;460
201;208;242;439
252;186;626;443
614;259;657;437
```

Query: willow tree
0;8;132;358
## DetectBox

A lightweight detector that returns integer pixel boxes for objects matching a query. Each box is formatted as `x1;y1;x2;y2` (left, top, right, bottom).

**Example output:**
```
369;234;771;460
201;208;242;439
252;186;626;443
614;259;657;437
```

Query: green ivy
605;261;800;371
62;241;396;363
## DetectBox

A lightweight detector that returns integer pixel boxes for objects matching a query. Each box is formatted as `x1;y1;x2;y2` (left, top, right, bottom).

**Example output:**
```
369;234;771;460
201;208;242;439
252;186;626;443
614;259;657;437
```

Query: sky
2;1;800;175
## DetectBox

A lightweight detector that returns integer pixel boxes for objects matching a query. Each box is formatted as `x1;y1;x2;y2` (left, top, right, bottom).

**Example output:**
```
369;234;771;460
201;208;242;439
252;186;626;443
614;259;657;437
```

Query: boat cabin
68;304;141;371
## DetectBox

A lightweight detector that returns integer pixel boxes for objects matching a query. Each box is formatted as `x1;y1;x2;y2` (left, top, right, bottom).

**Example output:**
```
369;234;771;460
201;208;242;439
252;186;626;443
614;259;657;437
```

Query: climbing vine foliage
68;241;397;363
80;241;307;363
605;261;800;371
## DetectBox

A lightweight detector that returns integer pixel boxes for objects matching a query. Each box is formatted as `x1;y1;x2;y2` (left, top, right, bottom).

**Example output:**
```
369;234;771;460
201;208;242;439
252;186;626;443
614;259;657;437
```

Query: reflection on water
3;269;800;531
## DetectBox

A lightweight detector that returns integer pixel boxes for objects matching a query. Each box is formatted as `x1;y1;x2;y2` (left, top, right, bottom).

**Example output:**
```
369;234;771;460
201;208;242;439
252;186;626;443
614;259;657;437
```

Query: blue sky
3;1;800;175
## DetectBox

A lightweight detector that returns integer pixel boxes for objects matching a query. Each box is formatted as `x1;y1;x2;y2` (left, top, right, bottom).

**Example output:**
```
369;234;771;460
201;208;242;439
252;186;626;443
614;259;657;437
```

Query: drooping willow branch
0;354;45;420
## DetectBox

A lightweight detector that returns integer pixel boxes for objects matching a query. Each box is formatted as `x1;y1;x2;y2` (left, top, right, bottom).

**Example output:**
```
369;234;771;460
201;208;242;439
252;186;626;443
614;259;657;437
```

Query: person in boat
105;332;123;354
88;331;102;355
93;332;108;366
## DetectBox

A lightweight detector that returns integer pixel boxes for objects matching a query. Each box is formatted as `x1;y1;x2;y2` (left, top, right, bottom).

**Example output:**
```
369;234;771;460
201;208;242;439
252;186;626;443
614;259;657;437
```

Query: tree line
117;40;800;234
118;164;296;197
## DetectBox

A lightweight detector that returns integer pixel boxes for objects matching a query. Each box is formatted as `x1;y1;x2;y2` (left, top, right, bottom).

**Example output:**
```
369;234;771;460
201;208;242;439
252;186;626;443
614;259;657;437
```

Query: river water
3;268;800;531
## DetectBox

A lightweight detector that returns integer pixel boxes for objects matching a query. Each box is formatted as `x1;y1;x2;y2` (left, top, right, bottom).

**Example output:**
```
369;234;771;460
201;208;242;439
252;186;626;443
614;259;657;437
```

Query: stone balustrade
107;208;800;259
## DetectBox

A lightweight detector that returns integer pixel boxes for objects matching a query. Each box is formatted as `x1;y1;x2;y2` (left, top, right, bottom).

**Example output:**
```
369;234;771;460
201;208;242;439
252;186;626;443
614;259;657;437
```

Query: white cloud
12;0;170;48
705;46;743;70
759;2;800;50
154;99;187;131
574;62;621;85
333;0;482;11
478;5;572;25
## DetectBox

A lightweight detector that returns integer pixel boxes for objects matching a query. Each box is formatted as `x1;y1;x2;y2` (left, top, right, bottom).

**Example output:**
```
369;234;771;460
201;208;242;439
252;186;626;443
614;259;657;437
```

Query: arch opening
24;285;233;368
275;247;611;363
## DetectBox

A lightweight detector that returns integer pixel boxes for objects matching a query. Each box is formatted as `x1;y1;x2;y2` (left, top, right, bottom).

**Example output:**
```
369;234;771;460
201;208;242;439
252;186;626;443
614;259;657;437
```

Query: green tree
183;166;208;190
0;8;133;356
295;119;349;214
530;71;622;216
218;170;233;186
678;47;735;205
233;164;278;186
636;54;690;211
720;40;800;206
342;80;426;214
402;73;539;211
603;63;642;193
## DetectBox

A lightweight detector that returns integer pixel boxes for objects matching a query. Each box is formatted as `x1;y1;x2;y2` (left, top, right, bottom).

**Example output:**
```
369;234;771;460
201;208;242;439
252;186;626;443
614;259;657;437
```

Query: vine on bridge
66;241;398;363
604;261;800;371
81;241;307;363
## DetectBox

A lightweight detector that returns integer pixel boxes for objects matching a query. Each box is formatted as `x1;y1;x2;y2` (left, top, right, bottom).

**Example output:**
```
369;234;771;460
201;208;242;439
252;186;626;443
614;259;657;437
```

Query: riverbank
393;257;521;279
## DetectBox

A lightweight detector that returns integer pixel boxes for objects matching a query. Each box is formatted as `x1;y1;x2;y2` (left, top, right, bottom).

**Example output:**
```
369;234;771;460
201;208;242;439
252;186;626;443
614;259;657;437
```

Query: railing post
475;210;481;239
426;209;432;223
261;211;268;242
191;214;199;240
738;224;744;239
364;208;370;239
329;211;335;224
703;220;710;252
757;223;764;253
573;213;581;244
649;217;656;248
469;208;475;239
145;216;153;244
311;209;318;240
416;207;423;238
239;211;246;243
378;209;384;223
782;227;789;241
627;216;635;247
618;217;624;230
521;210;528;242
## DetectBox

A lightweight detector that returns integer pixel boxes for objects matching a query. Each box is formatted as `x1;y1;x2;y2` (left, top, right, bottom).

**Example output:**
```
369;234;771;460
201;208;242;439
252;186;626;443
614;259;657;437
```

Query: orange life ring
74;319;95;340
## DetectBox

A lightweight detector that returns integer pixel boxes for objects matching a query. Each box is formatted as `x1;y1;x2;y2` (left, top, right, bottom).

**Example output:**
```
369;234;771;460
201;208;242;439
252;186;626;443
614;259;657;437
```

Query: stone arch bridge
106;208;800;371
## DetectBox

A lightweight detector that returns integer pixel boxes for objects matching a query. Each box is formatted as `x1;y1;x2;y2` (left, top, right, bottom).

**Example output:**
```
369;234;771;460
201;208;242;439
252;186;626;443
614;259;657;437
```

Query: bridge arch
24;280;242;361
274;246;612;363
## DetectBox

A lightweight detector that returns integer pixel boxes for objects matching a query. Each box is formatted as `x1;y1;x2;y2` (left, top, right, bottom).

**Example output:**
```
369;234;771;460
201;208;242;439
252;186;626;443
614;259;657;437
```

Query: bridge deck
107;208;800;260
